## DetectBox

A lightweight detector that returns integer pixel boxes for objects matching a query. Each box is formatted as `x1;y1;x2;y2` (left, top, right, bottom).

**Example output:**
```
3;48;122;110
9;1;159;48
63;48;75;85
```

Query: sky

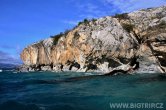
0;0;166;65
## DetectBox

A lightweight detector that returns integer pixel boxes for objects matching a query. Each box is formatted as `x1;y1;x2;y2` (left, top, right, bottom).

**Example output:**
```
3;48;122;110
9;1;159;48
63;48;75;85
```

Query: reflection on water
0;71;166;110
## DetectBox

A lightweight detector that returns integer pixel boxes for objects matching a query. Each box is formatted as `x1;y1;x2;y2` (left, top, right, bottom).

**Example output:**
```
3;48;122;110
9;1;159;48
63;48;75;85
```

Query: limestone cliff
20;6;166;74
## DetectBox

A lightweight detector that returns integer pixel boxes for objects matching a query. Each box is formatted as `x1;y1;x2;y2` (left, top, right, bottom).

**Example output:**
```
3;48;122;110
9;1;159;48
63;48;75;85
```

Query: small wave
130;74;166;84
39;106;46;110
20;75;102;85
13;72;18;74
22;79;59;85
84;72;93;76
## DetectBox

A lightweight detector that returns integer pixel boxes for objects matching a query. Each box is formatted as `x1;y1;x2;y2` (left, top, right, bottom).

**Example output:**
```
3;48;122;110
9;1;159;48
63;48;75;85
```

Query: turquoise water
0;71;166;110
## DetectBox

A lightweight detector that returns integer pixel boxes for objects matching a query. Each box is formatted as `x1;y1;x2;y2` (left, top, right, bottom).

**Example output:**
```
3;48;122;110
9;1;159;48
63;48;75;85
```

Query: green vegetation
158;21;166;28
51;32;63;45
78;19;89;26
50;29;71;45
77;18;97;26
83;19;89;23
92;18;97;22
64;29;70;36
114;13;129;20
141;7;153;11
78;21;82;25
148;20;166;31
121;23;134;33
156;12;165;19
74;31;79;37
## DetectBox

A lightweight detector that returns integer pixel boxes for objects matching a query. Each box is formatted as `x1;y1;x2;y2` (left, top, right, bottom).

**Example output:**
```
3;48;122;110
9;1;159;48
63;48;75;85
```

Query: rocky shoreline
19;6;166;74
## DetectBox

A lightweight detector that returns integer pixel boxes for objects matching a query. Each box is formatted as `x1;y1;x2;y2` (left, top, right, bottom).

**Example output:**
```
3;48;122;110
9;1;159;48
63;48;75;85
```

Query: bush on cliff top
121;23;134;33
78;19;90;25
51;32;63;45
114;13;129;20
148;20;166;31
50;29;71;45
158;21;166;28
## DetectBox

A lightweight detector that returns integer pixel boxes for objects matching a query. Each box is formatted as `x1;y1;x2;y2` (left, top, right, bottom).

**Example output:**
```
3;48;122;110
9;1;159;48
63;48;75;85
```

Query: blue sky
0;0;166;64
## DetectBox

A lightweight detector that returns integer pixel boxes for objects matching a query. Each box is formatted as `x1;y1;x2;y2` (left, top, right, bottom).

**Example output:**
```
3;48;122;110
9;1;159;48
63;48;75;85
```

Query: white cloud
75;3;107;19
62;2;107;25
62;20;80;25
103;0;166;13
63;0;166;25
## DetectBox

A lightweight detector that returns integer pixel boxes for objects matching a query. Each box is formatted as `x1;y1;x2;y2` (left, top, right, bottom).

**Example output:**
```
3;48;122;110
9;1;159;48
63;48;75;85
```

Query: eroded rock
20;6;166;74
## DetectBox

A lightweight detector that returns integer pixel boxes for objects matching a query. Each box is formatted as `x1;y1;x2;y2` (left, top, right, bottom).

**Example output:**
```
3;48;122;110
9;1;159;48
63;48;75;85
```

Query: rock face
20;6;166;74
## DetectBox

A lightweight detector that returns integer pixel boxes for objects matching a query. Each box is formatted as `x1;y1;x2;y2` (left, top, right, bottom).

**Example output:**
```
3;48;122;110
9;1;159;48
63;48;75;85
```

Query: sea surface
0;70;166;110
